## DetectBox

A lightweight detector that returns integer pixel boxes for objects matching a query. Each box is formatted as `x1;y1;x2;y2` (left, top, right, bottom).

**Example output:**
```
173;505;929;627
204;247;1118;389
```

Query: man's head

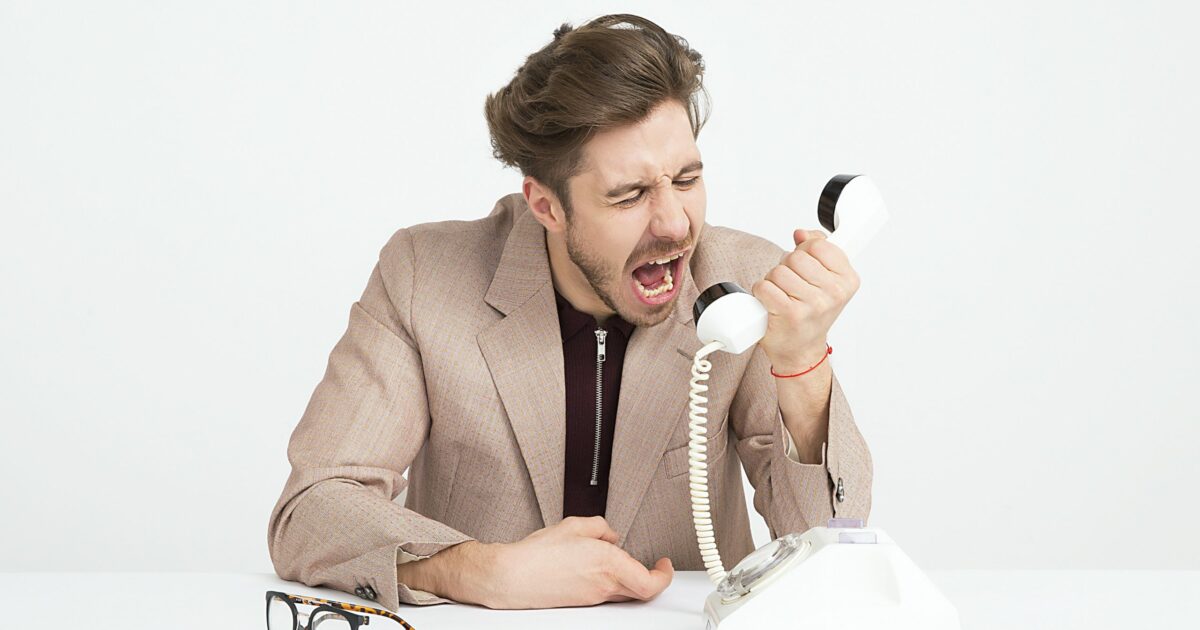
485;14;710;327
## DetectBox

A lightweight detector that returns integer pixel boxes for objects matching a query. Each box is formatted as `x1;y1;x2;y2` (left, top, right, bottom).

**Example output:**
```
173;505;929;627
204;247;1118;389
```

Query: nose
649;177;690;242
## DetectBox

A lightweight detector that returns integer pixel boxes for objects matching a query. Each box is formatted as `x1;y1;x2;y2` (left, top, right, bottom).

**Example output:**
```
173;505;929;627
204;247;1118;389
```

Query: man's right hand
396;516;674;609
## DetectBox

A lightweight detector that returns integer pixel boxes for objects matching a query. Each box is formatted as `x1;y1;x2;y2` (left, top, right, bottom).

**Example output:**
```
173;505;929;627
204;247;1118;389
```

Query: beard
564;219;681;328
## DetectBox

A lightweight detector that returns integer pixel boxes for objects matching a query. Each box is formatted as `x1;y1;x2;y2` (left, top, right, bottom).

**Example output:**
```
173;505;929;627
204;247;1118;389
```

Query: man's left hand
751;229;860;373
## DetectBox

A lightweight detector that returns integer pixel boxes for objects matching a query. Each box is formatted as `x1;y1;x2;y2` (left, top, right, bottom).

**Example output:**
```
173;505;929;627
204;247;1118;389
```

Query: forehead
578;100;701;187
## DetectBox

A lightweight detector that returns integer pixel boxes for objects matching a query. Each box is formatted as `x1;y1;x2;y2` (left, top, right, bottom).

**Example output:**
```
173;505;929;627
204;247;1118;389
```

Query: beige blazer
267;193;873;611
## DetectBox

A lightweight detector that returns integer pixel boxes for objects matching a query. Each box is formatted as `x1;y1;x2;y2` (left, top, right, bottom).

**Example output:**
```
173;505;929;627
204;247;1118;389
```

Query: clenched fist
751;229;860;374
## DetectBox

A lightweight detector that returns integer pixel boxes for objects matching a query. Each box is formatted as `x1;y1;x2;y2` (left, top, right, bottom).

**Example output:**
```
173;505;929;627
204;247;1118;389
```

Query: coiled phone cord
689;340;730;585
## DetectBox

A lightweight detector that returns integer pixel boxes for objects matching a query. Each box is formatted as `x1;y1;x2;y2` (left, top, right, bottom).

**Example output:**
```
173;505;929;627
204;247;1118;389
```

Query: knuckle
597;546;617;571
599;574;619;595
591;581;614;602
629;578;652;599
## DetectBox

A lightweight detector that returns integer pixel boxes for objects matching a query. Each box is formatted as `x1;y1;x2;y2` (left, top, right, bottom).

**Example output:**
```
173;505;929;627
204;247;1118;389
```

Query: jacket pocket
662;421;730;479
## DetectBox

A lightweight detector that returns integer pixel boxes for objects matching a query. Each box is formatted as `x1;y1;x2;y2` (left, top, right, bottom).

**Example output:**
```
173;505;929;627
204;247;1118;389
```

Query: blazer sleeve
728;344;874;538
267;228;474;611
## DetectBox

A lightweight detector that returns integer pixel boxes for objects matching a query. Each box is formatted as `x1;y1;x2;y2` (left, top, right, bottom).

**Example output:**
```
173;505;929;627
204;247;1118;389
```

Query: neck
545;230;614;324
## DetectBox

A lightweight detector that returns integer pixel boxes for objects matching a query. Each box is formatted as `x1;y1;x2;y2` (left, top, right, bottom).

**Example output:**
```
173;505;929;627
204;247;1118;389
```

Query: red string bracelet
770;343;833;378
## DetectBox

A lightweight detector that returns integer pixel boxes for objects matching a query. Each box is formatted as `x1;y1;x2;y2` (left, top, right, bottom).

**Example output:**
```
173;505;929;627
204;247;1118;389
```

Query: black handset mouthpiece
693;281;749;326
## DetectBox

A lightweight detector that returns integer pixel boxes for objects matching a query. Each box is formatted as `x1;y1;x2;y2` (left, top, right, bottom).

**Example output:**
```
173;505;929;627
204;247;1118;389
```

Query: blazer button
836;477;845;503
364;586;377;600
354;586;366;598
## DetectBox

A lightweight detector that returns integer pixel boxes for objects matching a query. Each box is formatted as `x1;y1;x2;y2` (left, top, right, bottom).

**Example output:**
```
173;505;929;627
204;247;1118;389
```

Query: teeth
634;251;682;299
635;264;675;298
650;251;684;265
636;279;674;298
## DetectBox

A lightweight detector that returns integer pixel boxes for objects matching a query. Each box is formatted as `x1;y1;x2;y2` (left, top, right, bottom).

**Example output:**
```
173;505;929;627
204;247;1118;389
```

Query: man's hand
751;229;860;374
396;516;674;609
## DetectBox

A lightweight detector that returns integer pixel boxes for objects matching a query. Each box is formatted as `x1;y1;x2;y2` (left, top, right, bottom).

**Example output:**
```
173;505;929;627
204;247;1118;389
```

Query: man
267;13;872;611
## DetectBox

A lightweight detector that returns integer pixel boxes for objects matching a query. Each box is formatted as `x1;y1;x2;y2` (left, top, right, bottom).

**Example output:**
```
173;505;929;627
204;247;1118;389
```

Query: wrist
770;341;831;376
459;540;504;607
396;540;499;606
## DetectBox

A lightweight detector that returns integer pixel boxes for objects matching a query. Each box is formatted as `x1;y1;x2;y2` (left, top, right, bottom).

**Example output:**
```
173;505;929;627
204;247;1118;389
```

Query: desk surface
1;570;1197;629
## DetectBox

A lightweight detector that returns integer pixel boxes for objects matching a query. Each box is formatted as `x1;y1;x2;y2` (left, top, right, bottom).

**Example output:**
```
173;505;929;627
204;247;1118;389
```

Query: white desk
1;570;1196;629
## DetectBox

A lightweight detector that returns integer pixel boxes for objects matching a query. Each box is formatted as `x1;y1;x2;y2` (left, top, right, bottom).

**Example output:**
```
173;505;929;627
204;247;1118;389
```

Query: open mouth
630;250;686;306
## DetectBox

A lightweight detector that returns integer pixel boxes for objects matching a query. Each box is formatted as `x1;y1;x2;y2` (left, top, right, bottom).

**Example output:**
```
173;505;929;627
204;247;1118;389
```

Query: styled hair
484;14;710;213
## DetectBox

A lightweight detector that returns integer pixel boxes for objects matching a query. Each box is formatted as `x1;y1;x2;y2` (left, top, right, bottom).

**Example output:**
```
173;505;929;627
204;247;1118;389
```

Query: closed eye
615;177;701;209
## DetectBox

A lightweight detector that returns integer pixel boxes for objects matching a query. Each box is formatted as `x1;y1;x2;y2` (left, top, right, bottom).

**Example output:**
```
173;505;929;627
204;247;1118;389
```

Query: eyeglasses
265;590;416;630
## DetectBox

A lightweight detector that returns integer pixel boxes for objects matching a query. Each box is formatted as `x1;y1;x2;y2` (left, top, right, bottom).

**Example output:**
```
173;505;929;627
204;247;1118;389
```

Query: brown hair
484;14;710;214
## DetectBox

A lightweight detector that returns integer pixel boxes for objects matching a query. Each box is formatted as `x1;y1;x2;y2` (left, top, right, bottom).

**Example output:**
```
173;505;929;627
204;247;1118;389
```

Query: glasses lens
311;610;353;630
267;596;296;630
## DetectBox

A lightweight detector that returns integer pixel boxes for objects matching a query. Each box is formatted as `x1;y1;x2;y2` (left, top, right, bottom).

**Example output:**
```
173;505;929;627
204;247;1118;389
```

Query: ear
523;176;567;234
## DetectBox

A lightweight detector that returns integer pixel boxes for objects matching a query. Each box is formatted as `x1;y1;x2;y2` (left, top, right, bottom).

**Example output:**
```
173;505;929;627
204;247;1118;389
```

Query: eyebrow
604;160;704;198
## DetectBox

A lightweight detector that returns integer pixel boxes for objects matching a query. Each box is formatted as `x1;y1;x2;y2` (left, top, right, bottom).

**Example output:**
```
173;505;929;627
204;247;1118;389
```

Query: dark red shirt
554;289;636;518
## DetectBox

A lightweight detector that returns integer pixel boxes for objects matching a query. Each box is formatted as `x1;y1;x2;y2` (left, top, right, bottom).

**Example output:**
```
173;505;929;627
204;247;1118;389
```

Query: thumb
793;228;806;247
793;229;827;247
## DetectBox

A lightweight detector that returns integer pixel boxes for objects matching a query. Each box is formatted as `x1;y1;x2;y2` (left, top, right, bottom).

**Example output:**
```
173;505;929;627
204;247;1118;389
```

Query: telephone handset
690;175;960;629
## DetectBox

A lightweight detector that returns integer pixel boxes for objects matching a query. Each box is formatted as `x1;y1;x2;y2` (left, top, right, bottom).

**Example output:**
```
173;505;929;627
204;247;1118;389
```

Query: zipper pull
594;329;607;362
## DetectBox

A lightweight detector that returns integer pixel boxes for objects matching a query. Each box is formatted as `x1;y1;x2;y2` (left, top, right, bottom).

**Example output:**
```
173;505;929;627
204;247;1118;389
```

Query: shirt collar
554;288;636;342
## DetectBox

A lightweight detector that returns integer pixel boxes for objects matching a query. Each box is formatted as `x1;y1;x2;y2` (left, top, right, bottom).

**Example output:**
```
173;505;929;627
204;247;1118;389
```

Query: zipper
590;328;607;486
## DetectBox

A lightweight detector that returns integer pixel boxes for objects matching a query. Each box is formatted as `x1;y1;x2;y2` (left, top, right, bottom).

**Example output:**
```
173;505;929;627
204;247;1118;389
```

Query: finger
562;515;620;544
639;557;675;600
804;237;853;279
601;579;642;603
609;552;674;600
766;264;824;303
780;249;839;291
751;278;793;316
651;556;674;585
596;526;620;545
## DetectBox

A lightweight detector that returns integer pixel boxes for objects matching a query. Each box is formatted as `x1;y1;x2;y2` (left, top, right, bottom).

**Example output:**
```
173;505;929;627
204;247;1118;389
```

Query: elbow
267;495;303;580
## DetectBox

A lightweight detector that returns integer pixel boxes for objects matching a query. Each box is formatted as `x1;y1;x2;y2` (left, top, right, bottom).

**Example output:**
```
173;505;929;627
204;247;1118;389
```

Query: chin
618;298;676;328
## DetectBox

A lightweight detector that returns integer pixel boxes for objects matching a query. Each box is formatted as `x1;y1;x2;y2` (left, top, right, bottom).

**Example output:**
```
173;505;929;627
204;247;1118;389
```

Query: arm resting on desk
267;230;475;611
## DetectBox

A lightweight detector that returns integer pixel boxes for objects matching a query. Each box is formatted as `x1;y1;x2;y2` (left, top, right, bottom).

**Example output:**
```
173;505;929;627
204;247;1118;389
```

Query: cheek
684;186;706;226
610;222;649;267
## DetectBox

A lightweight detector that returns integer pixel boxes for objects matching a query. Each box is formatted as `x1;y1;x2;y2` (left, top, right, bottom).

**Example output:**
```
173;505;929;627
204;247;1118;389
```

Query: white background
2;0;1197;574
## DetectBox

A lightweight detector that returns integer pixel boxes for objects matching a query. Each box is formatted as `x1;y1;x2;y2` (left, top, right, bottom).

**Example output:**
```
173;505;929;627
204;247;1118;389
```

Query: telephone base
702;522;960;630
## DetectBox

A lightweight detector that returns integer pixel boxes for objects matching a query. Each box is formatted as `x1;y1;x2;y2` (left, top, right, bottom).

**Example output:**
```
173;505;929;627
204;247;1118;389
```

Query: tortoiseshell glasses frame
265;590;416;630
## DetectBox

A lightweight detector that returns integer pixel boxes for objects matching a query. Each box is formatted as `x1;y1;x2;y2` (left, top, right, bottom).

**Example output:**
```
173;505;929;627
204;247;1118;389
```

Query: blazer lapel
477;208;566;529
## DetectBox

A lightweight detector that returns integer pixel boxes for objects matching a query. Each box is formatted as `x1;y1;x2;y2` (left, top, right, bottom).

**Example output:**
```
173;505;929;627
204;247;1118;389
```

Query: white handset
692;174;888;356
689;176;960;629
688;174;889;583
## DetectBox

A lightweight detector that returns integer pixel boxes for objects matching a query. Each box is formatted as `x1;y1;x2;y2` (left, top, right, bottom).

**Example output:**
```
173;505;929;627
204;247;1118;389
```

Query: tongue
633;261;667;288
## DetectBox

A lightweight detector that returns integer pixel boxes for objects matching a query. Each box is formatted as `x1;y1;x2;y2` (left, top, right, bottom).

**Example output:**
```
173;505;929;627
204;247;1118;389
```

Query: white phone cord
689;340;729;585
